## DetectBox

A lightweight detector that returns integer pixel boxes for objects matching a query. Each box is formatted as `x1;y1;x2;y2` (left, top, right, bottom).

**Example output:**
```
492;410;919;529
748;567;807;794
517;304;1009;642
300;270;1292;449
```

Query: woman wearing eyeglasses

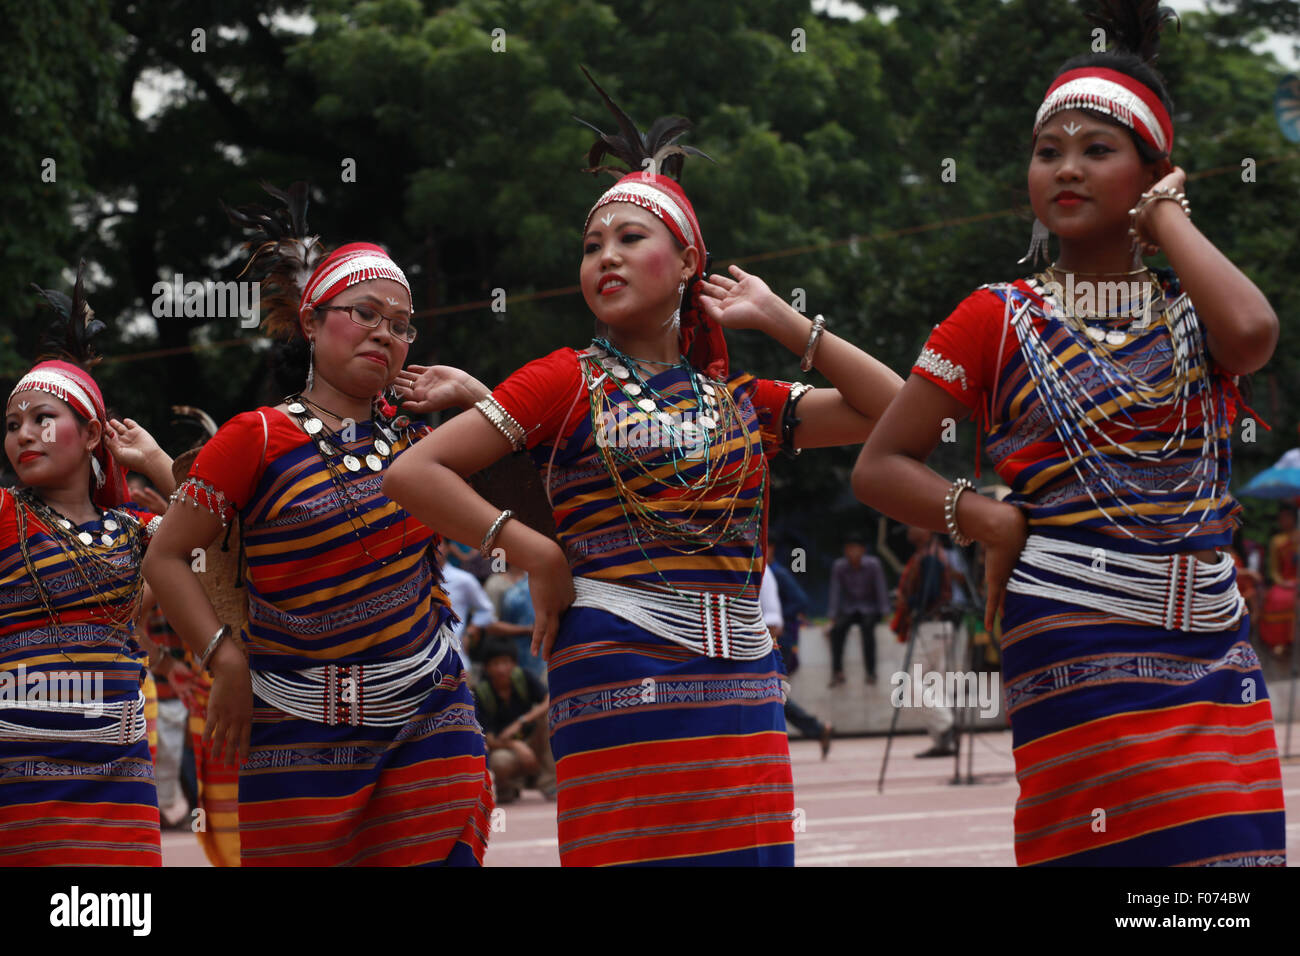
144;202;495;866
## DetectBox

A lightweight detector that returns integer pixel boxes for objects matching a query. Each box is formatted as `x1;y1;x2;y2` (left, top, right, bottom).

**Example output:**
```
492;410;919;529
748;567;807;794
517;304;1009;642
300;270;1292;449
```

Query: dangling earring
667;279;686;332
1018;218;1050;267
306;338;315;391
90;456;104;489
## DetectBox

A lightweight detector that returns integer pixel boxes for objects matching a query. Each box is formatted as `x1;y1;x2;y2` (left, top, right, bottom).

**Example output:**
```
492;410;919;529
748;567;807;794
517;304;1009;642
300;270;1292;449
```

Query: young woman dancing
386;74;902;866
1;270;176;864
143;185;494;865
852;2;1285;866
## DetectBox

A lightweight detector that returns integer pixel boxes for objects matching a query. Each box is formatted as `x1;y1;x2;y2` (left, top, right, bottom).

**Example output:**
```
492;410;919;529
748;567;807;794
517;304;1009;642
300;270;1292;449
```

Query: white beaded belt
1006;535;1244;632
0;690;146;745
571;577;773;660
250;624;456;727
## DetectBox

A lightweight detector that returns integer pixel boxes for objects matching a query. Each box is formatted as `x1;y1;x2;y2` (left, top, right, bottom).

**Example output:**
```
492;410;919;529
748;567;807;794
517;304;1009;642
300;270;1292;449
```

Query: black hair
1040;1;1181;163
482;637;518;664
268;330;312;399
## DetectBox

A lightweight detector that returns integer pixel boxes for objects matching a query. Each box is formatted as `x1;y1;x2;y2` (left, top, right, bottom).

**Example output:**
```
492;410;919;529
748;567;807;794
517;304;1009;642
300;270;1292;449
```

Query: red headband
9;360;128;508
587;173;728;379
1034;67;1173;155
299;242;412;319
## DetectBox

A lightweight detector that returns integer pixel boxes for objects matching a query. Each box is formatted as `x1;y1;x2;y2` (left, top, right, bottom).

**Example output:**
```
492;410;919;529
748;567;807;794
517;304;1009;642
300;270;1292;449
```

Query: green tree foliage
0;0;126;377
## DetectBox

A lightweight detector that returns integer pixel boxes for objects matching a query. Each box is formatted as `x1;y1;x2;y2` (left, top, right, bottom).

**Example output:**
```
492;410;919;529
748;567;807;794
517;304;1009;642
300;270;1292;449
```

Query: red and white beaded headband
10;367;102;423
299;242;412;317
586;180;696;250
1034;67;1173;155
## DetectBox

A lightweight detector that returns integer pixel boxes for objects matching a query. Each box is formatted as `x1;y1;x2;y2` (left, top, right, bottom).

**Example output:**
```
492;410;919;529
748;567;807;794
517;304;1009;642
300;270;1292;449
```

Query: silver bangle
943;478;975;547
197;624;231;674
474;396;527;451
480;509;514;559
800;314;826;372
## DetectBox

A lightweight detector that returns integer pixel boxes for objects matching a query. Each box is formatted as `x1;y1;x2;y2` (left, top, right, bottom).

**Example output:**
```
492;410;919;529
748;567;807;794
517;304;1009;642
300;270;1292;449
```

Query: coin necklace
588;337;728;484
283;393;408;565
580;340;765;598
1039;266;1162;347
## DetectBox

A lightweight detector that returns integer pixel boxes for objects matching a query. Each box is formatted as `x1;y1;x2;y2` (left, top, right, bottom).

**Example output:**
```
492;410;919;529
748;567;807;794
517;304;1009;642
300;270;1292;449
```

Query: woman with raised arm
0;269;176;865
852;2;1285;866
386;72;902;866
142;184;493;866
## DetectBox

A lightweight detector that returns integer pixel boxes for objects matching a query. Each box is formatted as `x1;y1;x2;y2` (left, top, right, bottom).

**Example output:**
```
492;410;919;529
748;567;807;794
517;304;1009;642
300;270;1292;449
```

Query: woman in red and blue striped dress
144;203;494;865
387;76;902;865
1;275;176;865
853;8;1285;866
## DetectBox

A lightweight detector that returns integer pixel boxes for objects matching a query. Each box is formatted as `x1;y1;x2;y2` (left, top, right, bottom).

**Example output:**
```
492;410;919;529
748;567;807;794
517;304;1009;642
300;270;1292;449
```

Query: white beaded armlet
915;347;969;391
474;396;527;451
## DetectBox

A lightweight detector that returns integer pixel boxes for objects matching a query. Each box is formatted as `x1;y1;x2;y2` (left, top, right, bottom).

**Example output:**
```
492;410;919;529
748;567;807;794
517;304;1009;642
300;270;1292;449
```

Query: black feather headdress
31;261;107;370
222;180;328;341
1086;0;1180;63
572;65;714;180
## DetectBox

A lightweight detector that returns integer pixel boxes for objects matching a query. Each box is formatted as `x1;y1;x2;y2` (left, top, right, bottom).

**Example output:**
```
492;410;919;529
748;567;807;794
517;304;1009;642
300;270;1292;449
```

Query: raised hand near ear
391;365;490;415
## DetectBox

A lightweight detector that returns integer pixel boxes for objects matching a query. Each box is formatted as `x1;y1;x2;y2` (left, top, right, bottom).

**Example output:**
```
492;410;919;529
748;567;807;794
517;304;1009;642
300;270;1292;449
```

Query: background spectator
474;639;555;803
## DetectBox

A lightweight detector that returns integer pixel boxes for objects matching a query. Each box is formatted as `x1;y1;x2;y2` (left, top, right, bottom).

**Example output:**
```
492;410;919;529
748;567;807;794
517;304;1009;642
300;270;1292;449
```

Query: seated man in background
474;638;556;803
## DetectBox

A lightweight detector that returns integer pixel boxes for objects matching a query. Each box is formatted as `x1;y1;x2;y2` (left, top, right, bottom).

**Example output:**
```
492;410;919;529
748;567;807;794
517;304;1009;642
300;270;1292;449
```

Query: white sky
811;0;1297;69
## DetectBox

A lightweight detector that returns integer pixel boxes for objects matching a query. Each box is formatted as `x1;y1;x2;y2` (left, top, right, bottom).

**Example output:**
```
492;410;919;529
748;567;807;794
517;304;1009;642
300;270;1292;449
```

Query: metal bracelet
480;509;514;559
800;315;826;372
944;478;976;547
197;624;231;674
474;396;527;451
1128;187;1191;250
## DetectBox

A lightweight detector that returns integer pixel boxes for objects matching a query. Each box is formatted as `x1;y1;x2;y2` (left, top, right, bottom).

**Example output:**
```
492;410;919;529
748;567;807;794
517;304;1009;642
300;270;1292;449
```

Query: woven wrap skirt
1002;553;1286;866
547;606;795;866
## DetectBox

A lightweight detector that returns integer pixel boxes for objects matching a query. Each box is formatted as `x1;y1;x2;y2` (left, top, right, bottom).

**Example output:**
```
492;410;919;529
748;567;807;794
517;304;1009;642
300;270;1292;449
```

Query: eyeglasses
318;304;418;343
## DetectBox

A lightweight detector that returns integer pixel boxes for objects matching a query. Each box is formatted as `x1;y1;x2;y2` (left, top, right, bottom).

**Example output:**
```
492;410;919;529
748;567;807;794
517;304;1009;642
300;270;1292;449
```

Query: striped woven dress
179;409;493;866
491;346;797;866
0;491;163;866
914;272;1286;866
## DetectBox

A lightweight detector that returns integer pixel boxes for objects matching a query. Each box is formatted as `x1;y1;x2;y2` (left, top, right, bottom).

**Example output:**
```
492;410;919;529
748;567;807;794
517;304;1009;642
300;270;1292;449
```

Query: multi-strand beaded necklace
13;488;145;661
579;338;764;596
1009;272;1229;544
